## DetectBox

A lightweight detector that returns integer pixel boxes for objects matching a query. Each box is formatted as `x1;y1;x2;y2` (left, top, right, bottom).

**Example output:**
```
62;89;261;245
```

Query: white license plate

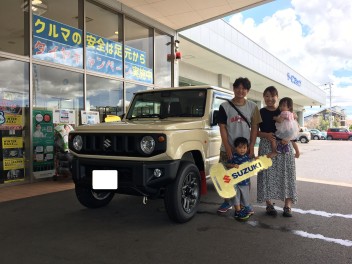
92;170;118;190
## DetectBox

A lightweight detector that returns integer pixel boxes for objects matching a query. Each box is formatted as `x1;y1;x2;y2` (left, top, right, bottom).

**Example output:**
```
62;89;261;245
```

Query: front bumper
71;157;180;197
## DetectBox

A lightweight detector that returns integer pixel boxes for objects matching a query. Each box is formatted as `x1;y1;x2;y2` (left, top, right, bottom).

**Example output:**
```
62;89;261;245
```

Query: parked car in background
297;127;311;143
309;129;325;140
326;128;352;140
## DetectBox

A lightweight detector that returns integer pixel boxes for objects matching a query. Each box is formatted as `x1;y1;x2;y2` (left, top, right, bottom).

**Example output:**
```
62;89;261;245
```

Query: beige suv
69;86;233;223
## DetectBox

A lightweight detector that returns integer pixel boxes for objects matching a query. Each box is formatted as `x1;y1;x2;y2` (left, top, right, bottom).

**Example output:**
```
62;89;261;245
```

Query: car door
207;91;232;168
340;128;348;140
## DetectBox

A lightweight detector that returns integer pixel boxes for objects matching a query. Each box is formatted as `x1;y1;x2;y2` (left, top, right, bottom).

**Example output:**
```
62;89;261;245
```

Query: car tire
75;185;114;208
349;136;352;141
300;137;308;143
327;136;332;140
313;135;319;140
164;161;201;223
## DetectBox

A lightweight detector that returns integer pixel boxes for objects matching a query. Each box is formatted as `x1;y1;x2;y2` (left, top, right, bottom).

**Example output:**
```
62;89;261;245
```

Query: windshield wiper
127;114;166;120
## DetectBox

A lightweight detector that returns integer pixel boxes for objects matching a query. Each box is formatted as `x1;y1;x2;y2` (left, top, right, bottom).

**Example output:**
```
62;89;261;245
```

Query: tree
305;116;321;129
319;119;329;131
304;115;331;131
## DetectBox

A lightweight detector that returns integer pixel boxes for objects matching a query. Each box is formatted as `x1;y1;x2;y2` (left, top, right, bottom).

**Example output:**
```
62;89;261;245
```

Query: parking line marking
297;177;352;188
292;230;352;247
255;205;352;219
248;221;352;247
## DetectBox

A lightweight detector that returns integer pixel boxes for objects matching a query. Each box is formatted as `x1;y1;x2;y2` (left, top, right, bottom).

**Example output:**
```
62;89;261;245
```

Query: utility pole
324;83;333;128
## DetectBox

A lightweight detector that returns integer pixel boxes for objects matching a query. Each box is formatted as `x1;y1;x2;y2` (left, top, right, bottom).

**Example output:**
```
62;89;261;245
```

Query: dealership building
0;0;325;186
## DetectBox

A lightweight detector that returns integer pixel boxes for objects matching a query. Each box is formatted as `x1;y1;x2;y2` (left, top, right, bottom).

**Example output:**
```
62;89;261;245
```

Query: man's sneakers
234;208;250;221
217;201;232;213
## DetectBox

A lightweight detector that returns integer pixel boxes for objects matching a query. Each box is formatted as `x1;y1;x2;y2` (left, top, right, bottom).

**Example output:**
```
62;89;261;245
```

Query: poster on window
53;109;75;124
32;109;55;179
81;110;100;125
0;97;25;184
0;137;25;184
0;98;23;131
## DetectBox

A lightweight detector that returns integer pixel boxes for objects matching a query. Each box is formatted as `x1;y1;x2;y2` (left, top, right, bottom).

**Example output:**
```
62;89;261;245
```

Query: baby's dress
275;111;299;140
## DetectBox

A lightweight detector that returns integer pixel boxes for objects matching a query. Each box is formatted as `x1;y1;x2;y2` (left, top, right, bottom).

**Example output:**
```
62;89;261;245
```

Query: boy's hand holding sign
210;156;272;199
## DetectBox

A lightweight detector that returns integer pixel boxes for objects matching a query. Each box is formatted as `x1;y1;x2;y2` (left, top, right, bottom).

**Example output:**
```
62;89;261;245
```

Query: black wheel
164;162;201;223
300;137;308;143
75;185;114;208
313;135;319;140
349;136;352;141
327;135;332;140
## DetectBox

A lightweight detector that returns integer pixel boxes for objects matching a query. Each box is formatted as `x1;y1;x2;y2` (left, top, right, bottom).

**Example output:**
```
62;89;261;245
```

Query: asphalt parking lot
295;139;352;186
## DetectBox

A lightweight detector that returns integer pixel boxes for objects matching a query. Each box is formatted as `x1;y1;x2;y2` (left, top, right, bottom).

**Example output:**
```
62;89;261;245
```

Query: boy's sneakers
234;208;250;221
217;201;232;213
266;203;278;216
243;205;254;215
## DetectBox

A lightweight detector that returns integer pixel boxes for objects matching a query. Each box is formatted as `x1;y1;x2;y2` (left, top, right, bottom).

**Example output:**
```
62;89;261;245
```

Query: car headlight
140;136;155;154
72;135;83;151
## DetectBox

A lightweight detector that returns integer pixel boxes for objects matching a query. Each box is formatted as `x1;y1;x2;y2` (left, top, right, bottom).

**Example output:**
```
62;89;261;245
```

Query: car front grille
69;133;166;157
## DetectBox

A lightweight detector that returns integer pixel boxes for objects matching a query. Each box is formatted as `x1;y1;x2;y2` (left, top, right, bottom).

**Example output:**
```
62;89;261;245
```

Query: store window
155;31;172;87
0;0;29;56
86;75;123;122
85;1;123;77
125;18;153;84
0;58;29;184
125;83;152;106
32;0;83;68
32;64;83;179
32;64;83;116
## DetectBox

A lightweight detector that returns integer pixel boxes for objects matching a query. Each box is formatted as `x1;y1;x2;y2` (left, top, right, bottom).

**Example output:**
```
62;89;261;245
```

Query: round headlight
140;136;155;154
73;135;83;151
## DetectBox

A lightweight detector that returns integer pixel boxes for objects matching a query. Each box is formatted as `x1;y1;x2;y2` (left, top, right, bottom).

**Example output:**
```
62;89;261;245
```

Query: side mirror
211;110;219;126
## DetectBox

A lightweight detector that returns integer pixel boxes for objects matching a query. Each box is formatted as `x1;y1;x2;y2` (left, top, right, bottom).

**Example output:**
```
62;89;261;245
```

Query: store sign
32;14;83;68
287;73;302;87
33;15;153;83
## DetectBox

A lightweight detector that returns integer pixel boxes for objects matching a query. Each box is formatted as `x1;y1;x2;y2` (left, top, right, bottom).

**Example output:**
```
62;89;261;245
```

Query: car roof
133;85;233;95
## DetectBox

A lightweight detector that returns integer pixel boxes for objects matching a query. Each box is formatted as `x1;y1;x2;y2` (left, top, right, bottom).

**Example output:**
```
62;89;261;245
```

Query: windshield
126;89;207;119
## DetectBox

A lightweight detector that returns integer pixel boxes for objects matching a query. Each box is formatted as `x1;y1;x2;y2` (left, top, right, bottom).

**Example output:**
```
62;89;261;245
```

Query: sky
224;0;352;119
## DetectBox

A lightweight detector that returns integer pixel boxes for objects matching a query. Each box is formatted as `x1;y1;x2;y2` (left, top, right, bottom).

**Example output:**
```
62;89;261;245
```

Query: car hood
73;119;205;132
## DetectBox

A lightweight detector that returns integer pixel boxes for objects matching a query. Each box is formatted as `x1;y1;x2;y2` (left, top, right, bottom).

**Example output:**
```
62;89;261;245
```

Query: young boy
226;137;254;221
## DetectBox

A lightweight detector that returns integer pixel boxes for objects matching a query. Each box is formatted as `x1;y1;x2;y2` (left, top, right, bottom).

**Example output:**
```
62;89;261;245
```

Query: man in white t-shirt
216;77;262;219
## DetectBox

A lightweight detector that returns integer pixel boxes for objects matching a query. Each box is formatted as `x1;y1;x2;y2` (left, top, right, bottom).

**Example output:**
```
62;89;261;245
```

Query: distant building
345;119;352;128
304;106;346;126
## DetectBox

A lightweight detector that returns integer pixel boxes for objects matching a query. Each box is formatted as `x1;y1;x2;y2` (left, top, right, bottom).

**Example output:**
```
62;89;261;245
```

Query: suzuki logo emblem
103;138;112;149
223;175;231;183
